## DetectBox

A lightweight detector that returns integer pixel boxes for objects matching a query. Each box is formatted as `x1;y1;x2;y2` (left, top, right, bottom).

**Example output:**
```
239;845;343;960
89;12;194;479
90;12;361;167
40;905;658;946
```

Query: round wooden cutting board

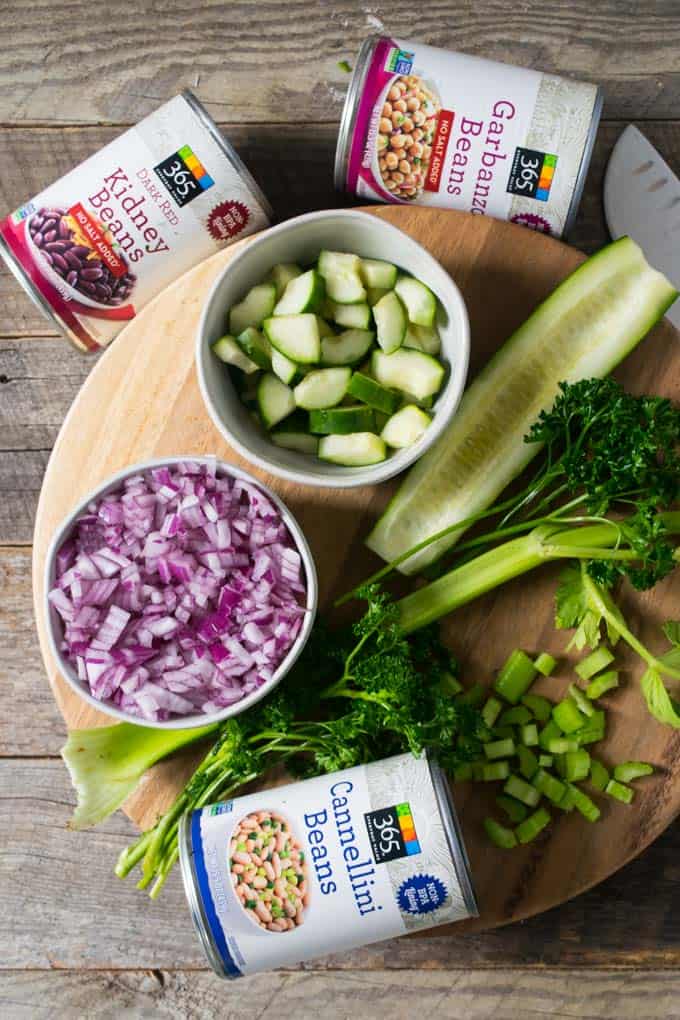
32;206;680;934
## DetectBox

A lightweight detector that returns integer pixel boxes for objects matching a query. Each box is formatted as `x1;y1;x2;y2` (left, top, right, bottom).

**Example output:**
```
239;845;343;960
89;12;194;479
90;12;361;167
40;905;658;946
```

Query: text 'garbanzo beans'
230;811;308;932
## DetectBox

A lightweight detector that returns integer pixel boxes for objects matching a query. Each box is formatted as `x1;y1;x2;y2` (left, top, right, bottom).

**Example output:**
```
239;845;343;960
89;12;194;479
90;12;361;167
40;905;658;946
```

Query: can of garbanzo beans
179;752;477;978
335;36;602;238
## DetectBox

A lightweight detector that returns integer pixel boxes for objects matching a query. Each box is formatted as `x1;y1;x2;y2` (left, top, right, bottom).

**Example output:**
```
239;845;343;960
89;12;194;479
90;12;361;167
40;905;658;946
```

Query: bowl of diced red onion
44;457;318;728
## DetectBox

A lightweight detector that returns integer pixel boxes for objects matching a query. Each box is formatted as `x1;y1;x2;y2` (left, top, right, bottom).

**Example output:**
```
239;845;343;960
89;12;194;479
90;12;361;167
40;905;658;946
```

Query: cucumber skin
347;372;401;414
309;406;375;435
367;237;678;574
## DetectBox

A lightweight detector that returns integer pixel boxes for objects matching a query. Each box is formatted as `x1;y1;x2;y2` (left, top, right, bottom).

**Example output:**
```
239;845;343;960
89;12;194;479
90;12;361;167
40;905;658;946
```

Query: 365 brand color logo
385;47;414;76
507;147;558;202
364;802;421;864
154;145;215;207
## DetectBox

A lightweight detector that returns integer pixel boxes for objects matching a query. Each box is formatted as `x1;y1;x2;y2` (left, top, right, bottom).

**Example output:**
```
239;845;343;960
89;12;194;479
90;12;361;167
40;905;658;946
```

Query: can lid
181;90;274;223
428;754;479;919
564;85;604;237
178;812;235;979
334;35;382;193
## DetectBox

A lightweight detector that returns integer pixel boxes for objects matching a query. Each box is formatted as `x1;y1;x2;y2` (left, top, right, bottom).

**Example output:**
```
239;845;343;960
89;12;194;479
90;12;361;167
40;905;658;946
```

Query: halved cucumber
318;432;387;466
257;374;296;429
318;250;366;304
273;268;324;315
324;300;371;330
321;328;375;366
263;314;321;363
236;326;271;370
360;258;398;290
368;236;678;573
229;283;277;335
374;291;407;353
315;316;336;338
212;335;259;374
371;349;445;400
367;286;389;307
347;372;401;414
272;431;318;455
309;405;375;435
394;276;437;327
381;405;432;449
271;349;300;386
403;323;441;355
294;367;351;410
268;262;302;299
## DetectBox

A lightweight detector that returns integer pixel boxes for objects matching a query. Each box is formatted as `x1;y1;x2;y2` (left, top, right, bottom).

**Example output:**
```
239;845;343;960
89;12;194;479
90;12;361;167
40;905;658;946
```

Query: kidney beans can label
0;91;271;352
179;752;477;978
335;36;603;238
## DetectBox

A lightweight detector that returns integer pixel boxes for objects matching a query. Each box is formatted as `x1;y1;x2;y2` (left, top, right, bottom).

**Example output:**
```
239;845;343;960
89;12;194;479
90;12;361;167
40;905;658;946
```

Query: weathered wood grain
2;121;680;339
2;1;680;125
3;968;680;1019
2;758;680;970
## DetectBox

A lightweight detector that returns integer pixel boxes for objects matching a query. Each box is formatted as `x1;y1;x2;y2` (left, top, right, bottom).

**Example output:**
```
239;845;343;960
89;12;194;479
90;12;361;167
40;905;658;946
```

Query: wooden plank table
2;3;680;1015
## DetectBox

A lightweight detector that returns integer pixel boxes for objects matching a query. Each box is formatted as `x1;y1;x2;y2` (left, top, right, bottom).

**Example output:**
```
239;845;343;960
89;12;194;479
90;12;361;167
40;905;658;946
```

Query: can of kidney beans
179;751;477;978
335;36;602;238
0;91;272;352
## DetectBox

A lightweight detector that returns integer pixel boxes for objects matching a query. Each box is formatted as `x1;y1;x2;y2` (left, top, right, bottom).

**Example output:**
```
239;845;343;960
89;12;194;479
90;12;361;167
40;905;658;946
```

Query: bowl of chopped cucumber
196;209;470;487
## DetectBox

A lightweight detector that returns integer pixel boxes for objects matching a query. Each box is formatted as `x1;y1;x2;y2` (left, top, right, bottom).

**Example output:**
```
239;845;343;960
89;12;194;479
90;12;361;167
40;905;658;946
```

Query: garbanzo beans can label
335;36;602;237
180;753;477;978
0;92;271;352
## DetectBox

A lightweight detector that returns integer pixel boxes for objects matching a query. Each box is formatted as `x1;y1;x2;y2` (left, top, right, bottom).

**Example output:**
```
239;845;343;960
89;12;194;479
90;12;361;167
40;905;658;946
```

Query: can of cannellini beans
335;35;603;238
179;752;477;978
0;91;271;352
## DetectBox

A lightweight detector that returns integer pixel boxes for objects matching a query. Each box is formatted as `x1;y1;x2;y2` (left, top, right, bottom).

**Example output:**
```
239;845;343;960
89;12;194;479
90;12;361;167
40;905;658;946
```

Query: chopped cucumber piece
552;698;585;734
324;300;371;330
494;650;537;704
263;314;321;364
294;367;351;410
521;694;552;723
347;372;401;414
496;795;528;824
257;374;296;429
586;670;619;700
315;316;336;338
320;328;375;366
534;653;557;677
380;404;432;449
267;262;302;299
589;759;610;791
606;779;634;804
613;761;654;783
371;349;445;401
373;291;407;354
271;349;300;386
236;326;271;370
367;237;677;574
309;405;375;435
484;738;516;761
394;275;437;327
515;807;551;844
273;268;324;315
517;745;538;781
318;432;386;467
229;282;276;335
576;647;615;681
504;774;540;808
211;335;259;374
367;286;389;307
360;258;398;289
484;817;517;849
568;683;595;718
271;431;318;455
403;323;442;355
318;251;366;304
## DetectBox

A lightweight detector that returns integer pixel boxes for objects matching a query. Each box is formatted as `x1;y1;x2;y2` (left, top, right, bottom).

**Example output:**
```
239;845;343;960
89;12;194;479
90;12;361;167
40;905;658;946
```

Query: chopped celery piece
496;794;528;823
613;761;654;783
576;646;615;681
539;719;562;751
520;723;539;747
567;783;601;822
492;725;514;741
457;683;485;708
494;650;538;704
441;671;463;696
538;754;554;768
484;738;516;761
589;758;610;791
572;709;606;746
504;774;541;807
568;683;595;717
553;698;585;734
453;762;474;781
558;786;576;812
564;749;591;782
554;753;566;778
586;670;619;700
521;694;552;723
534;652;557;676
517;745;539;780
482;696;503;728
606;779;634;804
515;807;551;844
484;817;517;849
498;705;532;727
547;738;579;754
483;761;511;782
532;768;567;806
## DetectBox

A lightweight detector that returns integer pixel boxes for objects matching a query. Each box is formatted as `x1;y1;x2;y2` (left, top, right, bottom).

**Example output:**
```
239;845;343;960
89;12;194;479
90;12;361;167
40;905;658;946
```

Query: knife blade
603;124;680;328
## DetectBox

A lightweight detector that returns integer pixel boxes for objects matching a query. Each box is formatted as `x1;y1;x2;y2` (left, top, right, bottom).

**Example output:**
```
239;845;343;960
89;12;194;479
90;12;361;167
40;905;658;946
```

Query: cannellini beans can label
335;36;603;238
179;752;477;978
0;91;271;352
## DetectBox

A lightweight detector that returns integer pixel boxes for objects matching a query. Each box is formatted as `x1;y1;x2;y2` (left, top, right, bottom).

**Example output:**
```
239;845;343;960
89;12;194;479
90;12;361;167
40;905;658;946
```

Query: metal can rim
178;812;235;979
333;35;382;194
181;89;274;224
427;752;479;920
563;84;604;237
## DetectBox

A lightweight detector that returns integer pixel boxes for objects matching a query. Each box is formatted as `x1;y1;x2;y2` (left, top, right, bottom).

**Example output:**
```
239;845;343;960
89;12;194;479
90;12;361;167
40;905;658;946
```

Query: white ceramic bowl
44;456;318;730
196;209;470;488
